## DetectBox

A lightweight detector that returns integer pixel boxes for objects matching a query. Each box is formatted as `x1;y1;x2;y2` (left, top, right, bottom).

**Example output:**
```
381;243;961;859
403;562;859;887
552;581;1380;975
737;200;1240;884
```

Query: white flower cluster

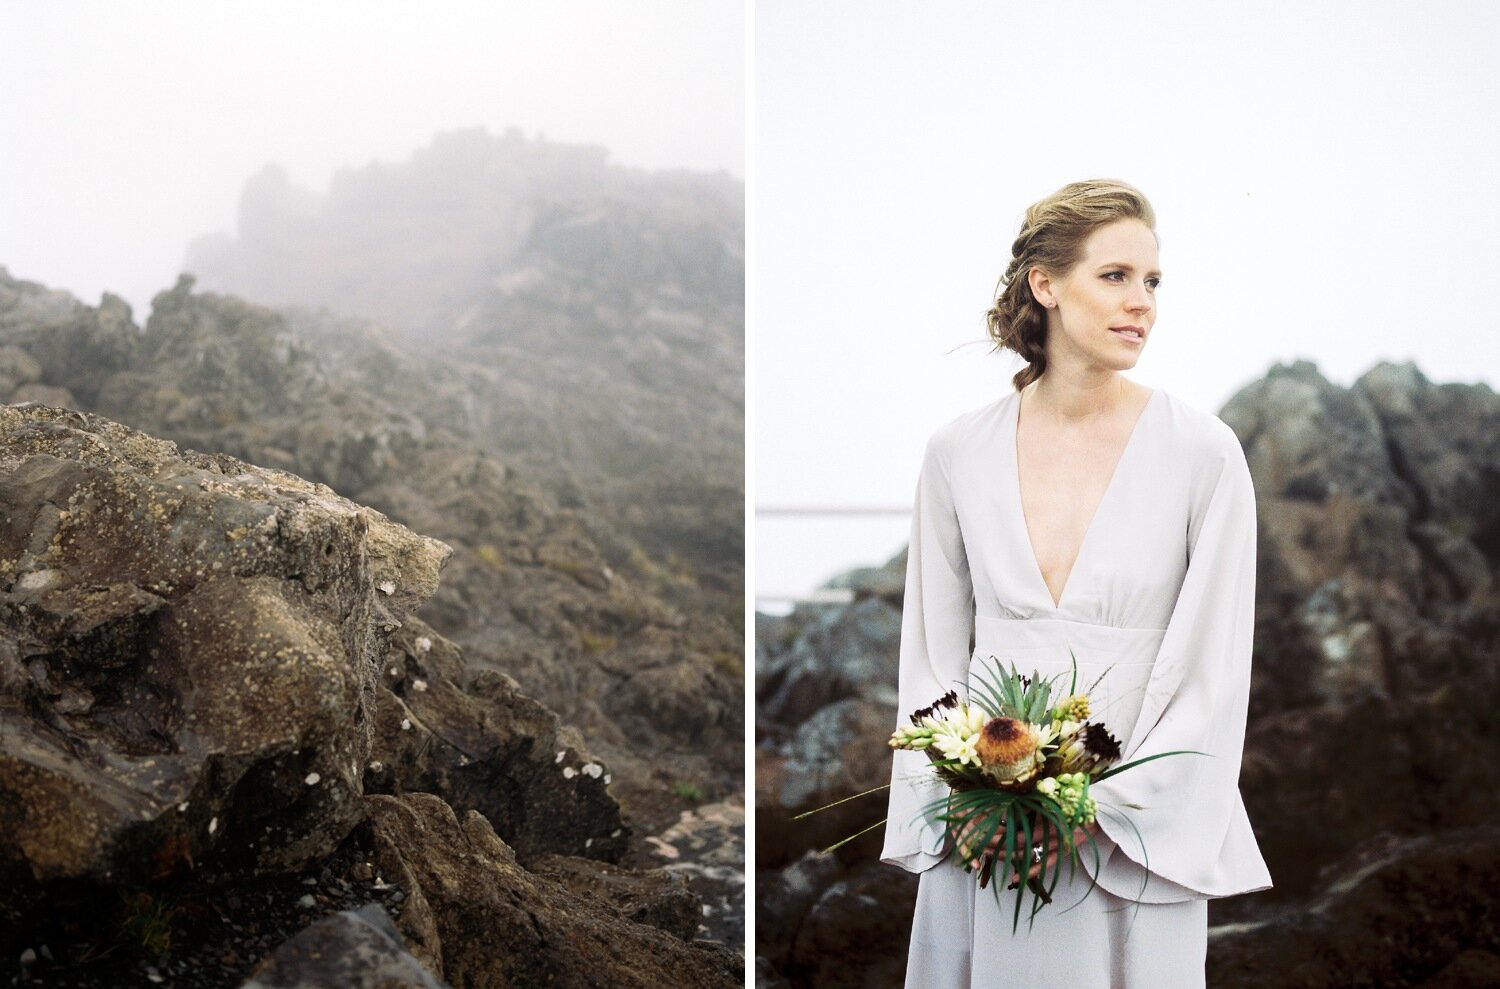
889;702;987;768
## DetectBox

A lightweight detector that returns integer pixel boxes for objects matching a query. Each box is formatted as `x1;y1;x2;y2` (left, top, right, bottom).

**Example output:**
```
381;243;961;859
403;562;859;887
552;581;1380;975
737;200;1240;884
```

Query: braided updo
986;179;1156;391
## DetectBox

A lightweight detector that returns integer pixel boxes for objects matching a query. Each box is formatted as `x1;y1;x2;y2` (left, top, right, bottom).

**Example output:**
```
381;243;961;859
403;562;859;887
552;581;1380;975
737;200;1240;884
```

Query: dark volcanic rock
368;616;628;865
0;127;745;958
533;853;702;940
363;793;742;987
1207;828;1500;989
0;403;448;884
755;851;844;973
241;904;451;989
756;595;901;728
183;127;743;593
783;861;915;989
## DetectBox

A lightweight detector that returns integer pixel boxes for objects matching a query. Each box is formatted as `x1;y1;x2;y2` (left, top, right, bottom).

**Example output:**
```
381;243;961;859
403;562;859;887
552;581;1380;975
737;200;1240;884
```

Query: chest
1016;420;1137;582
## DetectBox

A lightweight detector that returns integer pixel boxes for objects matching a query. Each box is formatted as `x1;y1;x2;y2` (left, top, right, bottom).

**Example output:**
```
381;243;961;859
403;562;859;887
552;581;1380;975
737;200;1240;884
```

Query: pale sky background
0;0;744;318
754;0;1500;609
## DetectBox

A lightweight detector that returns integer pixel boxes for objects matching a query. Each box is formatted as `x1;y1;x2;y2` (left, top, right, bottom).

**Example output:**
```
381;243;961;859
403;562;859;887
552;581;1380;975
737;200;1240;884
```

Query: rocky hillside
185;127;743;590
755;360;1500;989
0;404;740;987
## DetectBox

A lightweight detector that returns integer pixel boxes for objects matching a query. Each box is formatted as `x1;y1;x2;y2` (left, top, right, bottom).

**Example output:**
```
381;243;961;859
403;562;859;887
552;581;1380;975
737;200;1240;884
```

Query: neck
1026;370;1128;423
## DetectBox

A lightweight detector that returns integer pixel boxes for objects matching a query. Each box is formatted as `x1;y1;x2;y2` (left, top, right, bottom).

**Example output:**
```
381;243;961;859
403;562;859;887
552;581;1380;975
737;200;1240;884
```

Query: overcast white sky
754;0;1500;605
0;0;744;318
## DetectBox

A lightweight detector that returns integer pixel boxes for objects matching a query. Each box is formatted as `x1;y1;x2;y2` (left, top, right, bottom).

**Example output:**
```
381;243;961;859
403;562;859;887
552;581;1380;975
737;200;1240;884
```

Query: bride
881;179;1272;988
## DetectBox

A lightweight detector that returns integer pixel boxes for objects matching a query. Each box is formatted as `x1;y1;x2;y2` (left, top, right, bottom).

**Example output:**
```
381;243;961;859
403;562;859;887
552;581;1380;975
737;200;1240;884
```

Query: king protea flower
1058;722;1122;775
975;717;1042;784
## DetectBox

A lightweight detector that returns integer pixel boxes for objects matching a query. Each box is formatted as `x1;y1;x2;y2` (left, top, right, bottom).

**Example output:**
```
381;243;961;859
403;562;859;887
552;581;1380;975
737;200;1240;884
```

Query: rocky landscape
0;128;743;985
756;360;1500;988
0;405;739;986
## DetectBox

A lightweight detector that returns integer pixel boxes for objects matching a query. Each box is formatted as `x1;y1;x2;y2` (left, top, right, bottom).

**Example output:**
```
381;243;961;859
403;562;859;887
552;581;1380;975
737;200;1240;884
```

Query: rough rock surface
240;904;451;989
756;359;1500;987
533;853;704;941
1207;828;1500;989
363;792;742;988
368;617;627;865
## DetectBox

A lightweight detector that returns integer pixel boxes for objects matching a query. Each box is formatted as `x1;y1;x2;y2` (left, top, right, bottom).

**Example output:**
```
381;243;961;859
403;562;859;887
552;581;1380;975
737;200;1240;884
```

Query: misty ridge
0;126;745;961
188;125;744;590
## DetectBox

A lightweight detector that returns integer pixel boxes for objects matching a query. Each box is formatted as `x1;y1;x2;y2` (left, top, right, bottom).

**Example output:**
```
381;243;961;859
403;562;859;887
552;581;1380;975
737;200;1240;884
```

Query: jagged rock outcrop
0;405;735;987
755;360;1500;987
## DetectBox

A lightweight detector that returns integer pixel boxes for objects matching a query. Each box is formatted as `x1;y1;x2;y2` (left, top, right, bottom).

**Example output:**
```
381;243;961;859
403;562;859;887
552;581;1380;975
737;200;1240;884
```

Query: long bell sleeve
1087;420;1274;898
880;426;975;874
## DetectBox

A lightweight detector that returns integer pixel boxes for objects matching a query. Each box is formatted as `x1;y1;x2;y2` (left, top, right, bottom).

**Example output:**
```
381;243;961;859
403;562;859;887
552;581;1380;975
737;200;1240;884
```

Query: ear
1027;266;1056;309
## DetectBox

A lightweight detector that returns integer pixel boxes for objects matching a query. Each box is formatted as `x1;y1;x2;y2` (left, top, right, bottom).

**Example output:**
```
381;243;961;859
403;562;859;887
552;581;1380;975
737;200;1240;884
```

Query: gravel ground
6;835;407;989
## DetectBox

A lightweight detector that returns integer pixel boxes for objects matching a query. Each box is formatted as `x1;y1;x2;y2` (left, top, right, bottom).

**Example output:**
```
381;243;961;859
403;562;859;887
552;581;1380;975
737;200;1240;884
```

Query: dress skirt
902;617;1210;989
905;856;1207;989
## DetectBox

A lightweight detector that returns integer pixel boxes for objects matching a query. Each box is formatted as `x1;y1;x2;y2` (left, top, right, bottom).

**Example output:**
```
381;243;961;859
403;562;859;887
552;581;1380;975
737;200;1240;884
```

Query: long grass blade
818;817;888;854
790;782;893;819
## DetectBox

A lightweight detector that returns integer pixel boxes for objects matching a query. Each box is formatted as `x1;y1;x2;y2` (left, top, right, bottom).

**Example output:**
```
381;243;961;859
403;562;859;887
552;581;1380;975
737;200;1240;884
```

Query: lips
1111;326;1144;342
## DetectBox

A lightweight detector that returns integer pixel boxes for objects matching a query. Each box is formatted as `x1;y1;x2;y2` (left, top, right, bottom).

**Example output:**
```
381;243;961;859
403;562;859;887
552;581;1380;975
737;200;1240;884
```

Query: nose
1127;279;1153;313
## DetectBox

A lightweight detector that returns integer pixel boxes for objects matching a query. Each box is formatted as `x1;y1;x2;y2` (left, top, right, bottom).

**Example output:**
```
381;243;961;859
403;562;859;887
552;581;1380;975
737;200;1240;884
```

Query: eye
1102;271;1125;282
1147;277;1162;290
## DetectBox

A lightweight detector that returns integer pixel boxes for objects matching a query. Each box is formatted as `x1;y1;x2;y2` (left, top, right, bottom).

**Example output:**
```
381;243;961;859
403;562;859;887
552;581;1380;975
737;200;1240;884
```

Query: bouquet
800;652;1200;932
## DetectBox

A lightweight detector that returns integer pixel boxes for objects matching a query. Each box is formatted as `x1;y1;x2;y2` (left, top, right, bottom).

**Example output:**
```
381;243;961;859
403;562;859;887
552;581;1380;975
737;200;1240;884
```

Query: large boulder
0;403;448;884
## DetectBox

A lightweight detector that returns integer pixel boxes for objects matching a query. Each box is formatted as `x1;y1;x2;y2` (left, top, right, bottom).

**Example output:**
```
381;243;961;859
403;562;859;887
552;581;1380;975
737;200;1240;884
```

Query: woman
880;179;1272;987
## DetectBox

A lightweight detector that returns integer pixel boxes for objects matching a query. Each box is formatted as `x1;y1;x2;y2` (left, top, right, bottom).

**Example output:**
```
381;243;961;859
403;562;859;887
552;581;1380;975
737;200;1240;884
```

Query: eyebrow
1096;261;1163;278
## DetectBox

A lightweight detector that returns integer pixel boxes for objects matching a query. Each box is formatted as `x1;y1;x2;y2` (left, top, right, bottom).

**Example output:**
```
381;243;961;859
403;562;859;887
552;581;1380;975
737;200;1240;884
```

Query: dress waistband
973;615;1166;666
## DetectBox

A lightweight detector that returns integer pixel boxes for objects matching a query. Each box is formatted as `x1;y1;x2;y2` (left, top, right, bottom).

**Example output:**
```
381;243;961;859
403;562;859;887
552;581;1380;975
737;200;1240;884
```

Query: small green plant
671;781;704;802
117;889;179;958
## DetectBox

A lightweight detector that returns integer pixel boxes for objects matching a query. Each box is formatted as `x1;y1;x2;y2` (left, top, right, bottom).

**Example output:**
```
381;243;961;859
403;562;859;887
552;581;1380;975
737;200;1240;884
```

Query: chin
1098;353;1140;372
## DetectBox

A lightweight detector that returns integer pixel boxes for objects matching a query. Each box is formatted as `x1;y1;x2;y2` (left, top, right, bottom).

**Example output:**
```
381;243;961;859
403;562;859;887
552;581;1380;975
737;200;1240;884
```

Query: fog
755;0;1500;605
0;0;743;318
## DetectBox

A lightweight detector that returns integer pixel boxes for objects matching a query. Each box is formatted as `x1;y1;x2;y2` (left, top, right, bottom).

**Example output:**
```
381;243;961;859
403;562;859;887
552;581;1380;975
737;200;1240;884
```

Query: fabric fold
879;423;974;874
1087;422;1273;898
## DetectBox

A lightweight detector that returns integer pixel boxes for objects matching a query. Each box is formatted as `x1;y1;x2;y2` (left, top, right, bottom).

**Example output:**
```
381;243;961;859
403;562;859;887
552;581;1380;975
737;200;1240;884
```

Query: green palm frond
1093;749;1210;782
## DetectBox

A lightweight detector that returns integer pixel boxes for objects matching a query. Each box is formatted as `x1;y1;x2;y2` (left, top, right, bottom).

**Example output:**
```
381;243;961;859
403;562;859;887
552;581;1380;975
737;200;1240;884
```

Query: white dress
880;387;1273;989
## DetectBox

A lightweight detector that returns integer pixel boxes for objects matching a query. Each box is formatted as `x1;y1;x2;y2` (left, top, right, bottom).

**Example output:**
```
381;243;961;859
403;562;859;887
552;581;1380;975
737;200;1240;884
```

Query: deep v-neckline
1010;387;1159;611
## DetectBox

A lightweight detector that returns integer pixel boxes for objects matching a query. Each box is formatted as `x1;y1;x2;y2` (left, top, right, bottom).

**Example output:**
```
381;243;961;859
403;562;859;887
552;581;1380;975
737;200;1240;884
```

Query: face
1029;217;1160;374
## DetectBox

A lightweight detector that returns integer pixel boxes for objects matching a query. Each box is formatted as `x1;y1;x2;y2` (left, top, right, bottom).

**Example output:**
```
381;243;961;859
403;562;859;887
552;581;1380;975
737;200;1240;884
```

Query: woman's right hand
951;808;1005;862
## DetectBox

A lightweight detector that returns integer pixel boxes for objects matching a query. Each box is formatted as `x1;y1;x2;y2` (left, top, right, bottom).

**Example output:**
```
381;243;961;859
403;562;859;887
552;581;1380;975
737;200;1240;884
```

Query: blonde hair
986;179;1157;391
